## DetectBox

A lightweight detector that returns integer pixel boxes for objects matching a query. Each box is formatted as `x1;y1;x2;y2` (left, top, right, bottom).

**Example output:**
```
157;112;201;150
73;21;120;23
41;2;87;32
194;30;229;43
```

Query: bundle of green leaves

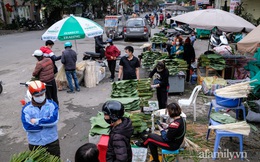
10;147;61;162
154;58;188;76
198;54;226;70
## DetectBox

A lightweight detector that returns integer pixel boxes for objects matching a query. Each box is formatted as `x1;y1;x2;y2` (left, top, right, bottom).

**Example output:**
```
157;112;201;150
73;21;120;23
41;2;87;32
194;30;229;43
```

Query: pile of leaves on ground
10;147;61;162
150;35;168;44
141;51;162;69
89;112;131;136
137;78;154;107
130;113;151;135
155;58;188;76
110;79;153;111
198;54;226;70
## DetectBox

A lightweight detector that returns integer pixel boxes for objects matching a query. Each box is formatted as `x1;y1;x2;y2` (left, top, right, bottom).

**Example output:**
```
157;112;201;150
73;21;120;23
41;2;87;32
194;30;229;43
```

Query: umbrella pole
74;40;78;53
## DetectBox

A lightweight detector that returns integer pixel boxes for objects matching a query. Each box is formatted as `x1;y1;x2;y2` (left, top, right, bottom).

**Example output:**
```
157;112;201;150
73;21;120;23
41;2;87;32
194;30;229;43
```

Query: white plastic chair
178;85;202;121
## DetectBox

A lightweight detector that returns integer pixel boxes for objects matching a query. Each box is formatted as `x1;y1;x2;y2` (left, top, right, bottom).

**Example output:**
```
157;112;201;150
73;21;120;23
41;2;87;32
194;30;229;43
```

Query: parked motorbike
210;31;228;48
0;81;3;94
25;19;44;31
82;12;94;20
173;26;192;35
83;51;106;67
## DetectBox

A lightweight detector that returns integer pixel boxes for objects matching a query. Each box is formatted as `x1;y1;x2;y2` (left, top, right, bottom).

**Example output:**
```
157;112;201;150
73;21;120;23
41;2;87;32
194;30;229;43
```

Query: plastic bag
131;146;148;162
213;45;232;55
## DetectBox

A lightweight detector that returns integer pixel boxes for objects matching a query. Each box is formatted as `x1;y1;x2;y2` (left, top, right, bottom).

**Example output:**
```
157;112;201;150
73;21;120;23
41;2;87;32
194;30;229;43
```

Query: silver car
123;18;151;41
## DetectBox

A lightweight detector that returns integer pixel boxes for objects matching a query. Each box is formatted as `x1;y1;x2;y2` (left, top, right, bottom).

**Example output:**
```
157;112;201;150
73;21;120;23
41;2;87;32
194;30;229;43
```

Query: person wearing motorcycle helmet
94;33;106;58
32;49;59;105
102;100;134;162
21;80;60;157
61;41;80;93
105;38;120;82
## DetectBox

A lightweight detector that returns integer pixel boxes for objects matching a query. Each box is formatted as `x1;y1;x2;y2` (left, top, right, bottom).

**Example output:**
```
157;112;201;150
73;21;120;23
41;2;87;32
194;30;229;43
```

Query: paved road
0;18;209;161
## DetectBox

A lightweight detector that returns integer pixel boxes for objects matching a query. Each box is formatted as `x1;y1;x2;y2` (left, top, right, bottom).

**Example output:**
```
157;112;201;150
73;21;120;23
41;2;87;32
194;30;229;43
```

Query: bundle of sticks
215;79;257;98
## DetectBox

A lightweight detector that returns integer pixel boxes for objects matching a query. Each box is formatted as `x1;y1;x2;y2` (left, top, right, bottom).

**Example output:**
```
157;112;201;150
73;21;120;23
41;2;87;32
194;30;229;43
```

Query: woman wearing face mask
170;38;184;59
21;80;60;157
102;100;134;162
105;38;121;82
149;61;169;109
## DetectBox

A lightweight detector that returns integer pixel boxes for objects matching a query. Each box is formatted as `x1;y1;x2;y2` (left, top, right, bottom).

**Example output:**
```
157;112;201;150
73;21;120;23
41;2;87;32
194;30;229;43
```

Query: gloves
151;84;157;88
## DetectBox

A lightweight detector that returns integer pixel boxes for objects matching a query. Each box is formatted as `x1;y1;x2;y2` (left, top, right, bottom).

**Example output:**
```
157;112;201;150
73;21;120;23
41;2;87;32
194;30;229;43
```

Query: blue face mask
125;53;129;57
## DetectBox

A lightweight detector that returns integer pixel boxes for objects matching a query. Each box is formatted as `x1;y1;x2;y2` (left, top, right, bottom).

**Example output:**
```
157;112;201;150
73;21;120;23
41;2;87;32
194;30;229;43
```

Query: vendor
135;103;186;162
170;38;184;59
149;61;169;109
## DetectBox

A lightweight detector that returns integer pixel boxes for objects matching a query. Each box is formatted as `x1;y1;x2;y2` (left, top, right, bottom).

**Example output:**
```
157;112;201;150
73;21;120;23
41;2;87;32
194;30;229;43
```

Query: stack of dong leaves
154;58;188;76
198;53;226;70
109;79;153;111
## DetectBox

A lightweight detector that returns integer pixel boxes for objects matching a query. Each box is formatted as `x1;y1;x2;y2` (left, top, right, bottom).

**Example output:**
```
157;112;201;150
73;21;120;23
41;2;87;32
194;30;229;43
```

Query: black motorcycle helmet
102;101;124;122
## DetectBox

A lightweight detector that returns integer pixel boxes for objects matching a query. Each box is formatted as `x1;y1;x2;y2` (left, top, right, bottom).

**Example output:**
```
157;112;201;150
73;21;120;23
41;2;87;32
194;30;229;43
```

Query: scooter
173;26;192;35
0;81;3;94
83;51;106;67
210;31;228;48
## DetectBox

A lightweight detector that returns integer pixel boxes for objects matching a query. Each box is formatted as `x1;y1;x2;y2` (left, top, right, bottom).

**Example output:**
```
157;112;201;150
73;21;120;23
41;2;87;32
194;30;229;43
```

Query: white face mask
125;53;129;57
107;43;110;46
176;42;180;45
33;94;46;103
157;68;163;72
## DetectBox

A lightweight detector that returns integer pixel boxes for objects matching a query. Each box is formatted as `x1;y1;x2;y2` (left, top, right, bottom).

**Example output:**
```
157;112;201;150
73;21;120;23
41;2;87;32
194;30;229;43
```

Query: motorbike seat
84;52;101;58
213;34;220;40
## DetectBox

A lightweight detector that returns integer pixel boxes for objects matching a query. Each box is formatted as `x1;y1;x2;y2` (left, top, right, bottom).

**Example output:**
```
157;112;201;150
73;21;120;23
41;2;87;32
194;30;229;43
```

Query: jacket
21;99;59;146
183;43;195;63
149;68;169;90
107;117;134;162
40;46;61;74
170;45;184;59
105;45;120;61
32;57;54;83
61;48;77;71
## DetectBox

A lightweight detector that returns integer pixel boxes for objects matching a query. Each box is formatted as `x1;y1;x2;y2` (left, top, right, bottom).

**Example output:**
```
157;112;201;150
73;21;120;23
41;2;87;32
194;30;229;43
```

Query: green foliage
9;147;61;162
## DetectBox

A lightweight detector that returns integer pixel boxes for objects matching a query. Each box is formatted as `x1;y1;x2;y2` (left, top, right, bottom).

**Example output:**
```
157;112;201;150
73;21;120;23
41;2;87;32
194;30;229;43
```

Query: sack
56;65;67;82
131;146;148;162
246;110;260;123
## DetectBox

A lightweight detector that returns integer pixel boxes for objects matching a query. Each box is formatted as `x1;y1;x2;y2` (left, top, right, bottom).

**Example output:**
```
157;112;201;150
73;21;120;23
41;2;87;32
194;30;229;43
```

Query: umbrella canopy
237;25;260;54
42;15;103;41
170;9;255;32
165;5;188;11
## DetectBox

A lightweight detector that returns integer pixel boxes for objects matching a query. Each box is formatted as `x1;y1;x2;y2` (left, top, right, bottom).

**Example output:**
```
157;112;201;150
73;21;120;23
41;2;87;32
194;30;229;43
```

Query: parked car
123;18;151;41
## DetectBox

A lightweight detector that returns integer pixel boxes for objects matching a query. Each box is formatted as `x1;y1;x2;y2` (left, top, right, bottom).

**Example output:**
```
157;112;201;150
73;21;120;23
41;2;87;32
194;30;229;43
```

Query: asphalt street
0;18;209;161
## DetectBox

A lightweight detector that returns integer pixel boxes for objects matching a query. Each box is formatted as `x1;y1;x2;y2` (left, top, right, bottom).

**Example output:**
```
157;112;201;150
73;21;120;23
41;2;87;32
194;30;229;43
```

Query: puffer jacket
32;57;54;83
107;117;134;162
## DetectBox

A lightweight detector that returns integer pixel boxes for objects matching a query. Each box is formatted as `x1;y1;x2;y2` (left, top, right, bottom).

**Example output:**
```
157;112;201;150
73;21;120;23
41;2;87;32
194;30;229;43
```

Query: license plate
130;28;140;31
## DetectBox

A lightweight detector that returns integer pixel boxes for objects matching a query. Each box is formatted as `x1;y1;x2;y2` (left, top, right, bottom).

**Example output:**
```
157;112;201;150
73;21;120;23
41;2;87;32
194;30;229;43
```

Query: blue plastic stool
208;100;246;120
206;119;244;160
161;149;179;162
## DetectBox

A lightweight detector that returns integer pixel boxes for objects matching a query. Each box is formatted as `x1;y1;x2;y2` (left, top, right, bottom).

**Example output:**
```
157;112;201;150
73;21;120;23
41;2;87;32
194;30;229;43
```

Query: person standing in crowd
75;143;99;162
61;42;80;93
105;38;121;82
155;12;158;26
170;38;184;59
118;46;140;80
94;34;106;59
159;13;164;26
172;33;183;45
190;31;196;46
136;103;186;162
21;81;60;157
150;14;155;25
40;40;61;74
149;61;169;109
102;100;134;162
183;37;196;82
32;50;59;105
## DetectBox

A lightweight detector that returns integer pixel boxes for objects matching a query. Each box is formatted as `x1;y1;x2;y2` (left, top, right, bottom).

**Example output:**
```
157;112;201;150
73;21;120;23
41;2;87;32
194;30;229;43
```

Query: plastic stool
206;119;244;160
207;100;246;120
161;149;179;162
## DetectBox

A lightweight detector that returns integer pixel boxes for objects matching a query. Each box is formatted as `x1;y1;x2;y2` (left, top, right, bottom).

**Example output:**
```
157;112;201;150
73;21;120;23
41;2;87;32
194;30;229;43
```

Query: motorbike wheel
0;83;3;94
